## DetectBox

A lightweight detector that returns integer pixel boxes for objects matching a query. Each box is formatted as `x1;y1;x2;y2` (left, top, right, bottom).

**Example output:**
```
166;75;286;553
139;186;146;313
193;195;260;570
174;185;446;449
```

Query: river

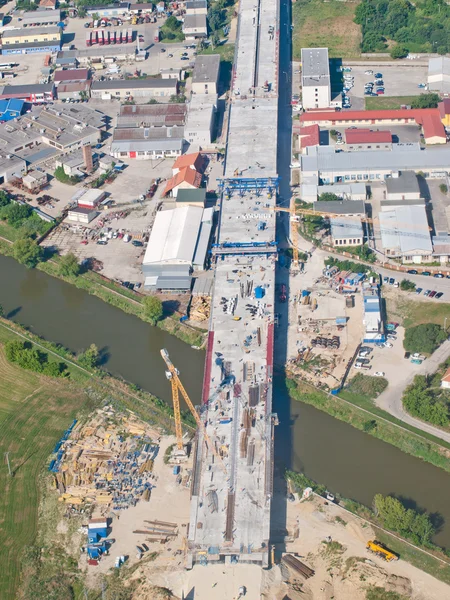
2;254;450;548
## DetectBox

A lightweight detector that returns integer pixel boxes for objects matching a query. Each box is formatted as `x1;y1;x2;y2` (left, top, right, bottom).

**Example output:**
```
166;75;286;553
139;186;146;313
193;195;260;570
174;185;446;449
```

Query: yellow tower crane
160;348;228;475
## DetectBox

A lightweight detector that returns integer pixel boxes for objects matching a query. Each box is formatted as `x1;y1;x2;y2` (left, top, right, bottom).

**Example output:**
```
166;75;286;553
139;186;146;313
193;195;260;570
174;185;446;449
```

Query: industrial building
192;54;220;95
0;98;25;121
55;148;98;177
301;145;450;183
21;9;61;27
86;3;131;17
379;205;433;264
1;26;61;55
110;126;185;159
182;14;208;39
116;103;187;129
428;56;450;94
54;68;90;87
301;47;331;109
301;182;366;202
185;0;208;14
301;108;447;145
0;83;55;103
22;169;47;191
184;93;217;148
90;78;177;101
142;205;214;290
330;216;364;247
55;50;78;69
385;171;421;201
57;81;92;101
344;128;392;152
176;187;206;207
75;44;137;65
314;199;366;216
362;287;385;344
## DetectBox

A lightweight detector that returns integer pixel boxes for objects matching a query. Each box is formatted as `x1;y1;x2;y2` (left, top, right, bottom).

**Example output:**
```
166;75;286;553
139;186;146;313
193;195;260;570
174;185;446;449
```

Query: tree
1;203;32;228
411;93;441;109
0;190;10;207
13;238;43;268
390;44;409;59
439;184;448;194
319;192;341;202
402;374;449;426
59;253;80;278
400;279;416;291
0;304;3;318
373;493;435;546
53;166;80;185
142;295;163;325
78;343;100;369
404;323;447;354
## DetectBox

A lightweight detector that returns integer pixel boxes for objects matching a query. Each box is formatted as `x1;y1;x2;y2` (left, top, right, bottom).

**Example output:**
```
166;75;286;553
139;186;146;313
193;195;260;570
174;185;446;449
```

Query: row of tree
5;340;67;377
355;0;450;55
374;493;436;546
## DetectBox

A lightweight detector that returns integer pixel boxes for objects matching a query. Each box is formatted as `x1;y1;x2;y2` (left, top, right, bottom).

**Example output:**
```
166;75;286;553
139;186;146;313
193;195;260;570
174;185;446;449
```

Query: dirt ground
263;494;450;600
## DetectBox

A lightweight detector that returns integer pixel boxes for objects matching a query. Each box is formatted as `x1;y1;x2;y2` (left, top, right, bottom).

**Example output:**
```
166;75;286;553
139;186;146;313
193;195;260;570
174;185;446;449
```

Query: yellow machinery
367;540;399;561
160;348;227;475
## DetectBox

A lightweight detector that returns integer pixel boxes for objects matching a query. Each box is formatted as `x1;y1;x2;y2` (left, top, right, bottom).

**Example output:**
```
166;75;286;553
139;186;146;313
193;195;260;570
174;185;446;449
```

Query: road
375;339;450;443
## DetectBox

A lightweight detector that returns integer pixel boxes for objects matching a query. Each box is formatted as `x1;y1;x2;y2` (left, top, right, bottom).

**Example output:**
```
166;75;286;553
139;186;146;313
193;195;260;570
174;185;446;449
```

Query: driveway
375;339;450;443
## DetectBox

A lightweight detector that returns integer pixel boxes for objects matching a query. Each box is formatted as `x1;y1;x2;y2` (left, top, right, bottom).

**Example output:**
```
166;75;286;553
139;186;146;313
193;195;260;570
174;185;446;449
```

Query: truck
279;284;287;303
367;540;398;562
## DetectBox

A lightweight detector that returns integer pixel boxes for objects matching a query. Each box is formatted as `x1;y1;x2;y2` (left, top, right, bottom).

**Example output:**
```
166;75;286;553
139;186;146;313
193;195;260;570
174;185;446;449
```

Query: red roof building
299;124;320;152
54;69;90;86
40;0;57;8
172;151;205;174
344;128;392;144
300;108;446;144
164;166;203;197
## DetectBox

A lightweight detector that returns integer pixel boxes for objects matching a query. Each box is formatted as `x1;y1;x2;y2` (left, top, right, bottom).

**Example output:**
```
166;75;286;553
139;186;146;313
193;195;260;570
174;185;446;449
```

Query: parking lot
340;64;428;110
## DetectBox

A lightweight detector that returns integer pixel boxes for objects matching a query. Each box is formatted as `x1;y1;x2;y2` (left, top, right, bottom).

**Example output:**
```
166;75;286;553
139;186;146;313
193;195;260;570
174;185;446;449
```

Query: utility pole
4;452;12;477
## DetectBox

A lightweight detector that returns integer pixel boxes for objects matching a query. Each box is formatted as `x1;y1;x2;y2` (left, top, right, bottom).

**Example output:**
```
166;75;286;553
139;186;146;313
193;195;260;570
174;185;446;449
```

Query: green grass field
365;96;418;110
293;0;361;60
385;295;450;330
0;329;91;600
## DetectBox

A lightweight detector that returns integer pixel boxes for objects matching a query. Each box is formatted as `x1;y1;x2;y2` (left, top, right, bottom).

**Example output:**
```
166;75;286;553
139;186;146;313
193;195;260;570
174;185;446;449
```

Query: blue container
255;286;264;299
173;465;180;475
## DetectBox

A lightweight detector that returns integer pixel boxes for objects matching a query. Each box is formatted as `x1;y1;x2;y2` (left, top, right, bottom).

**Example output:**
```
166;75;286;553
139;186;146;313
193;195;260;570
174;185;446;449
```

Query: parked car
429;290;437;297
416;287;423;294
374;372;385;377
375;72;383;78
412;353;425;360
434;273;444;278
389;278;395;285
422;271;431;276
383;342;393;348
407;269;418;275
376;90;385;95
435;292;444;299
364;70;373;75
424;289;431;296
383;276;389;284
96;240;107;245
357;358;370;365
132;240;143;247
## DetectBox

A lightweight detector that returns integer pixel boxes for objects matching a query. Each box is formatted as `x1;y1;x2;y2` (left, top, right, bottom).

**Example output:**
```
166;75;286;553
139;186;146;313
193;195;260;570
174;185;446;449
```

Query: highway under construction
186;0;281;569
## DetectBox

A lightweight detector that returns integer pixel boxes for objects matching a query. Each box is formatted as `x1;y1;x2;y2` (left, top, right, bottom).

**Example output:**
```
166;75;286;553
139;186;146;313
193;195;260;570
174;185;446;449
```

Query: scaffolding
217;176;280;198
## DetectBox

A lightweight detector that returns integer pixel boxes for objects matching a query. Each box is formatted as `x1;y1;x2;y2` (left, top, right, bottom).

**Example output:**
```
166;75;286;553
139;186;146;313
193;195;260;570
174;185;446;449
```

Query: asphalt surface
375;339;450;444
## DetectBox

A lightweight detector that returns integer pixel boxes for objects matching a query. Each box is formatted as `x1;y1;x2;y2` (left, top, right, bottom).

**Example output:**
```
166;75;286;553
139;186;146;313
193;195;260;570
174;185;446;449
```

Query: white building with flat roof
330;216;364;247
301;47;331;109
428;56;450;94
379;205;433;264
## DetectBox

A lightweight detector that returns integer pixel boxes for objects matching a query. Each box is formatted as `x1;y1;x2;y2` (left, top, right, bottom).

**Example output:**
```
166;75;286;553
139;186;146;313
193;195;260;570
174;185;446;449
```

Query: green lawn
0;331;92;600
293;0;361;60
385;295;450;330
365;96;419;110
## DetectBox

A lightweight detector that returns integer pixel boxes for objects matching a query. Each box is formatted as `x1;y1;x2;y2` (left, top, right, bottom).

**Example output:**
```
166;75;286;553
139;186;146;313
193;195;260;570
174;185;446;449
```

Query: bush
402;375;449;426
319;192;341;202
400;279;416;291
1;202;32;228
404;323;447;355
440;184;448;194
411;93;441;109
53;166;80;185
390;44;409;59
78;343;100;369
4;340;67;377
0;190;10;207
347;373;388;398
59;253;80;278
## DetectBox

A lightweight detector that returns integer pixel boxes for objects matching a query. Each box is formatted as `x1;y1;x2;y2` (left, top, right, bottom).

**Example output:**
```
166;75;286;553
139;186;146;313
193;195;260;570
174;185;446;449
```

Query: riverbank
286;470;450;587
286;375;450;473
0;232;205;348
0;315;196;600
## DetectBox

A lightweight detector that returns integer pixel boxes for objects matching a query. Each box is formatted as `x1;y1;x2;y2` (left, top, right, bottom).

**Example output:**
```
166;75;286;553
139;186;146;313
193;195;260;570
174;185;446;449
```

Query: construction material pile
50;406;160;510
190;295;211;322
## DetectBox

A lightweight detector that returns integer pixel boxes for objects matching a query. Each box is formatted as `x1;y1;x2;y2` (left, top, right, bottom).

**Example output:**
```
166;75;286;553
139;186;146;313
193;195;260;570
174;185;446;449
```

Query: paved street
375;339;450;443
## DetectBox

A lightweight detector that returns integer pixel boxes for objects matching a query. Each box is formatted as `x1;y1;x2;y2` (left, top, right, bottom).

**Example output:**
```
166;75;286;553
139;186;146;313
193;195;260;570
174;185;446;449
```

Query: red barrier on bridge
201;331;215;404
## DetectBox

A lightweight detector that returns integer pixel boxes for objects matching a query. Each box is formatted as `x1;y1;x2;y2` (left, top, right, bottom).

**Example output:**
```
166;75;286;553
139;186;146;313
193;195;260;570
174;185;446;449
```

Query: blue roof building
0;98;25;122
362;287;385;343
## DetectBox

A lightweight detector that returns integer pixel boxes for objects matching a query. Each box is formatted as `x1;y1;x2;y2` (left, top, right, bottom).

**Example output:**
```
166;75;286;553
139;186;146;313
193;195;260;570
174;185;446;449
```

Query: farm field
292;0;361;59
0;327;91;600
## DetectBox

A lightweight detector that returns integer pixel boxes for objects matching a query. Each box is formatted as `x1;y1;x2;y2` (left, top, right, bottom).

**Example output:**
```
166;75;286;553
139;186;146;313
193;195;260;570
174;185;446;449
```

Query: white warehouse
142;205;214;291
